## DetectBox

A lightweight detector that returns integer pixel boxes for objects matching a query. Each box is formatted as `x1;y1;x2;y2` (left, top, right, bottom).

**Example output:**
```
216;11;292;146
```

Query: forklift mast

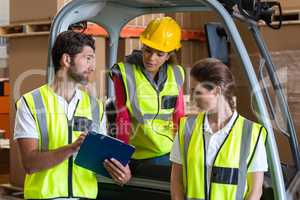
47;1;300;200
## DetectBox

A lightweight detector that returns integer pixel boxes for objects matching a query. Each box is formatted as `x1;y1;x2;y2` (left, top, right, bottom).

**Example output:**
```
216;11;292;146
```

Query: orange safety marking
83;23;205;42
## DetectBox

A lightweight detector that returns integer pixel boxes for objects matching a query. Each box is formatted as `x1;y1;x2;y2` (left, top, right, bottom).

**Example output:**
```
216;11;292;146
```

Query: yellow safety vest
178;112;267;200
19;84;104;199
117;63;185;159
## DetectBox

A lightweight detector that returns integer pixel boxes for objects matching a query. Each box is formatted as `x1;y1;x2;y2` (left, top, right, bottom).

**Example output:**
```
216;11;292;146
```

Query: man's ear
60;53;71;68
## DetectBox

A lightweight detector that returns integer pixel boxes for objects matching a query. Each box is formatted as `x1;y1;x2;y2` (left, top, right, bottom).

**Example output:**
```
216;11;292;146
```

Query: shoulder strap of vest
122;62;144;123
88;95;103;132
236;117;253;200
31;88;49;151
182;115;197;159
172;65;184;87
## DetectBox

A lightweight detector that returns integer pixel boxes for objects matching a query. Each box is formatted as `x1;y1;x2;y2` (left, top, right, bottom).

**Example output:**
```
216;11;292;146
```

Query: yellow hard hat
140;17;181;52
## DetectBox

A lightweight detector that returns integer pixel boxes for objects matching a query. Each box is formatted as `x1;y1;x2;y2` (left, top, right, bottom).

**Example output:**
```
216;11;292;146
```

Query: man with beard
14;31;131;200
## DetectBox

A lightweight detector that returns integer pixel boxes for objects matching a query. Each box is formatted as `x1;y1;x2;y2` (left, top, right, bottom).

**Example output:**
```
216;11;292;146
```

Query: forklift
47;0;300;199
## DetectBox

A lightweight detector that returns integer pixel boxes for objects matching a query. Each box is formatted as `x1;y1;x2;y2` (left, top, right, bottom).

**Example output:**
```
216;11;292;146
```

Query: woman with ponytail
170;58;268;200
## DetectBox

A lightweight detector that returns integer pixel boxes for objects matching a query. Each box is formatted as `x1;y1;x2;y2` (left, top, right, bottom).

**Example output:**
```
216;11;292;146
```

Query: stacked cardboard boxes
280;0;300;10
127;13;165;28
260;24;300;164
10;0;71;24
230;21;300;165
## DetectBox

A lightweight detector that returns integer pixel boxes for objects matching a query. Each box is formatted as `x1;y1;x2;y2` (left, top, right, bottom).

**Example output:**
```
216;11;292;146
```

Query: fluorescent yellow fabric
118;62;184;159
21;84;103;199
179;112;267;200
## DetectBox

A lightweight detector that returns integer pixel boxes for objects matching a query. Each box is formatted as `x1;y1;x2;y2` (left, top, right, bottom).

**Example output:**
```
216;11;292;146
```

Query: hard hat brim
140;37;181;53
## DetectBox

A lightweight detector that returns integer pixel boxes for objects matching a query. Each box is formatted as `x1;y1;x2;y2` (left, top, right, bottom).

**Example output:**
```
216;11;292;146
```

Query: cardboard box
124;38;141;56
127;14;165;27
178;40;207;69
167;11;218;29
280;0;300;10
87;36;107;99
260;23;300;51
230;29;300;165
10;0;71;23
0;0;9;26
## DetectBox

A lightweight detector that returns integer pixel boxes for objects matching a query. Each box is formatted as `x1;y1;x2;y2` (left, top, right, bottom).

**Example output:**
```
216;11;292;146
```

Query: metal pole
249;24;300;170
107;30;119;97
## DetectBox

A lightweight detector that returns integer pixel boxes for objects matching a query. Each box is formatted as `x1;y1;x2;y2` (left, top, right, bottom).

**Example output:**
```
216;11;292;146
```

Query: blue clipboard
74;131;135;177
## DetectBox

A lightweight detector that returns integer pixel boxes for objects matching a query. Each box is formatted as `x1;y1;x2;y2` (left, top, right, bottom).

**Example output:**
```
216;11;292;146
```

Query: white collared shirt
14;87;107;139
170;111;268;187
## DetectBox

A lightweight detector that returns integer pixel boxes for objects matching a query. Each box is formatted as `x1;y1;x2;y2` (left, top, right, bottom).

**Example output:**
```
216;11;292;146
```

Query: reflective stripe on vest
123;62;184;123
21;85;103;199
124;62;144;123
31;90;101;151
32;89;49;151
179;113;266;200
118;62;185;159
89;94;101;132
236;118;253;200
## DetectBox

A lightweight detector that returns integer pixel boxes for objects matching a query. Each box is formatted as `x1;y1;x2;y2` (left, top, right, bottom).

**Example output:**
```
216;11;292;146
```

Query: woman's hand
103;158;131;186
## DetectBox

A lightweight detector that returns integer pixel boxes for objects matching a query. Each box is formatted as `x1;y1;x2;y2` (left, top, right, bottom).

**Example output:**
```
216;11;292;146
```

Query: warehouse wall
2;0;300;188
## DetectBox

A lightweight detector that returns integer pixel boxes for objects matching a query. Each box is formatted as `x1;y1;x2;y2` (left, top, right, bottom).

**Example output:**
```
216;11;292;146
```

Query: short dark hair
51;31;95;74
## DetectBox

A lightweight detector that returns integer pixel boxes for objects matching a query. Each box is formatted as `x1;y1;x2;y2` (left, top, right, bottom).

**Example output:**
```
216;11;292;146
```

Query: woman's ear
60;53;71;68
166;53;171;61
214;85;222;96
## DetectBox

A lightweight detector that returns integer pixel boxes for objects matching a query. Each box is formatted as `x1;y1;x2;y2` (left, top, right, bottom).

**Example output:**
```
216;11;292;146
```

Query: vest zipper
139;65;173;141
67;122;73;197
151;89;160;132
202;118;208;200
151;88;174;142
208;114;240;199
67;100;80;198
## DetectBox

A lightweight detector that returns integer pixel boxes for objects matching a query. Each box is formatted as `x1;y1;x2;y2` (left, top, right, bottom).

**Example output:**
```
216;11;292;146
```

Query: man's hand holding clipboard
103;158;131;186
74;132;135;186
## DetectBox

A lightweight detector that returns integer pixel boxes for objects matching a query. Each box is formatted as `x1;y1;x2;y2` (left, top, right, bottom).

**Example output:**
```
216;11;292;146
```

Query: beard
67;66;88;85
